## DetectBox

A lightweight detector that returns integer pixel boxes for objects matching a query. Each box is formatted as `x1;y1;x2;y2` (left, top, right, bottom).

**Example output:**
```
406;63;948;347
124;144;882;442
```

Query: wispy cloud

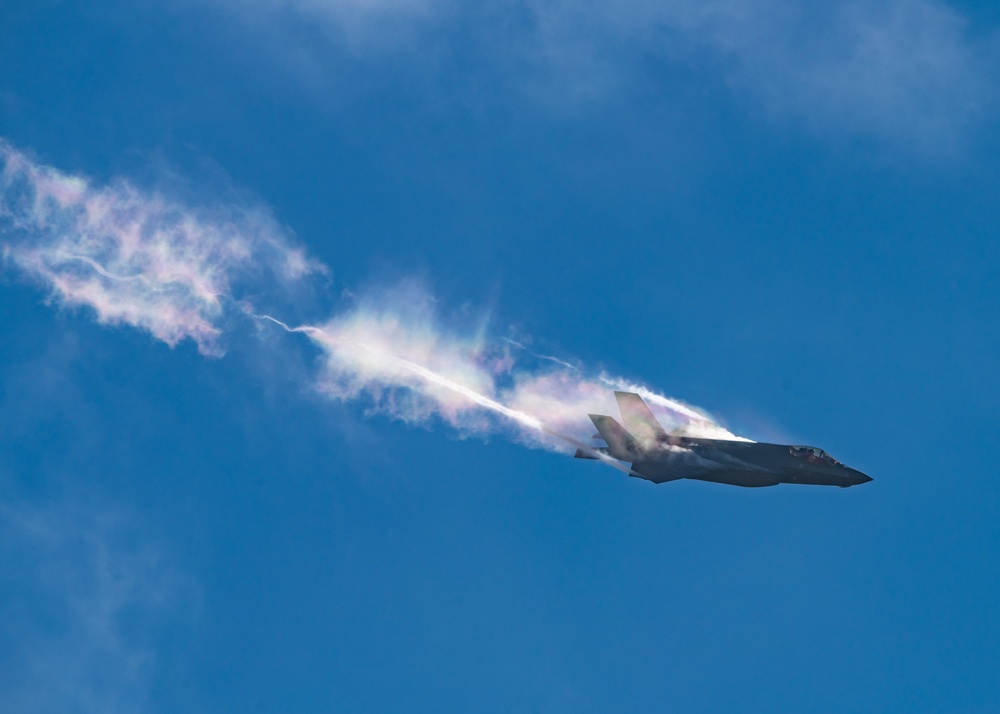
214;0;995;150
0;496;197;714
666;0;991;151
0;142;321;356
215;0;454;59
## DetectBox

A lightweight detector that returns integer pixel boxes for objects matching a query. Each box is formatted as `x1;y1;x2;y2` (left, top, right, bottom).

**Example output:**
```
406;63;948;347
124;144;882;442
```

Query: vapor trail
1;139;746;468
0;140;320;356
258;314;641;474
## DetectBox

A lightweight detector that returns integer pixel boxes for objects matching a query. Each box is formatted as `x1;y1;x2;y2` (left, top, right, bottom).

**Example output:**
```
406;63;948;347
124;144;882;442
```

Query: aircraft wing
629;458;713;483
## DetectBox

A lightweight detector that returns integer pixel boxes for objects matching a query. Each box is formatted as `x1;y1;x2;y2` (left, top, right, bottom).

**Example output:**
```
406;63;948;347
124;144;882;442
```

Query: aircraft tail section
614;391;667;445
589;414;641;461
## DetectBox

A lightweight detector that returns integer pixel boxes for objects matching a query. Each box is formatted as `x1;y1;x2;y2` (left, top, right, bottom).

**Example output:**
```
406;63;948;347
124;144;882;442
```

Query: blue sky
1;0;998;712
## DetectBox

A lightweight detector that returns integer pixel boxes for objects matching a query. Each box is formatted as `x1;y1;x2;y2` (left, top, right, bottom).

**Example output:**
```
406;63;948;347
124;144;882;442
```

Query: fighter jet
575;391;872;488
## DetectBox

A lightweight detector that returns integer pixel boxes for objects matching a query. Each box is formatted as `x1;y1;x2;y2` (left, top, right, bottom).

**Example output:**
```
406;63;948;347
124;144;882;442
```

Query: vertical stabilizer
614;391;667;445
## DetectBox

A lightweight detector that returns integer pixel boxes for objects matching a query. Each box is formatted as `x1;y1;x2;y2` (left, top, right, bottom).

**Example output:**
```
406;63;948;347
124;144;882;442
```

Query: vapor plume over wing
0;140;746;458
258;285;744;449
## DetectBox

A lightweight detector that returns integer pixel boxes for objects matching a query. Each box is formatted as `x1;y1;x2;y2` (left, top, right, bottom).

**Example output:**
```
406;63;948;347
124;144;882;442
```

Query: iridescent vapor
1;139;746;458
0;141;319;356
256;283;745;451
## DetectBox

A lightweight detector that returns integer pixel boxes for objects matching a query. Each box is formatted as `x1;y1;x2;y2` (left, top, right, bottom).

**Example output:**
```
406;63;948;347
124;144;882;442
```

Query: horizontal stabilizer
589;414;641;461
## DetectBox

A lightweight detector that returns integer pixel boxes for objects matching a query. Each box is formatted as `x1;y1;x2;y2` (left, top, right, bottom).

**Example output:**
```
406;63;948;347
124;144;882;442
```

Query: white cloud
0;497;197;714
212;0;995;149
216;0;454;55
668;0;990;150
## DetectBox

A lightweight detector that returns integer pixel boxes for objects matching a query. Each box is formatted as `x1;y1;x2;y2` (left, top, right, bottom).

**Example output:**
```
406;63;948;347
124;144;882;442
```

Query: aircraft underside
687;469;781;488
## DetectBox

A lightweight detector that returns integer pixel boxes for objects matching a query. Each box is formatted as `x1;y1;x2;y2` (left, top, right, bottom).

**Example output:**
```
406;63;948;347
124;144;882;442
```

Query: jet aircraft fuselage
576;392;872;488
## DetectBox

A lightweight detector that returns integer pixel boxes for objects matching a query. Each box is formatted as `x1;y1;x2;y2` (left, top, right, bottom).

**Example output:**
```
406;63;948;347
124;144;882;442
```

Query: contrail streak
1;139;747;475
258;316;542;429
259;314;640;475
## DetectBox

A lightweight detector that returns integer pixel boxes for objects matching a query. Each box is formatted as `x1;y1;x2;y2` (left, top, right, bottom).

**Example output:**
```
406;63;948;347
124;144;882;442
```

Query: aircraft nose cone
851;470;873;485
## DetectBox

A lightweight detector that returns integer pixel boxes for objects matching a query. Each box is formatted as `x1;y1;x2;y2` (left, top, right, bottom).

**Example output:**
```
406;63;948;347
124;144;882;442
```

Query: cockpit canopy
789;446;842;467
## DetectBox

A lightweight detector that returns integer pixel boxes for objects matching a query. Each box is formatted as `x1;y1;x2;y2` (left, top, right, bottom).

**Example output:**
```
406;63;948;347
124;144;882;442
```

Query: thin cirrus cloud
668;0;991;150
0;497;196;714
1;140;743;453
217;0;993;150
